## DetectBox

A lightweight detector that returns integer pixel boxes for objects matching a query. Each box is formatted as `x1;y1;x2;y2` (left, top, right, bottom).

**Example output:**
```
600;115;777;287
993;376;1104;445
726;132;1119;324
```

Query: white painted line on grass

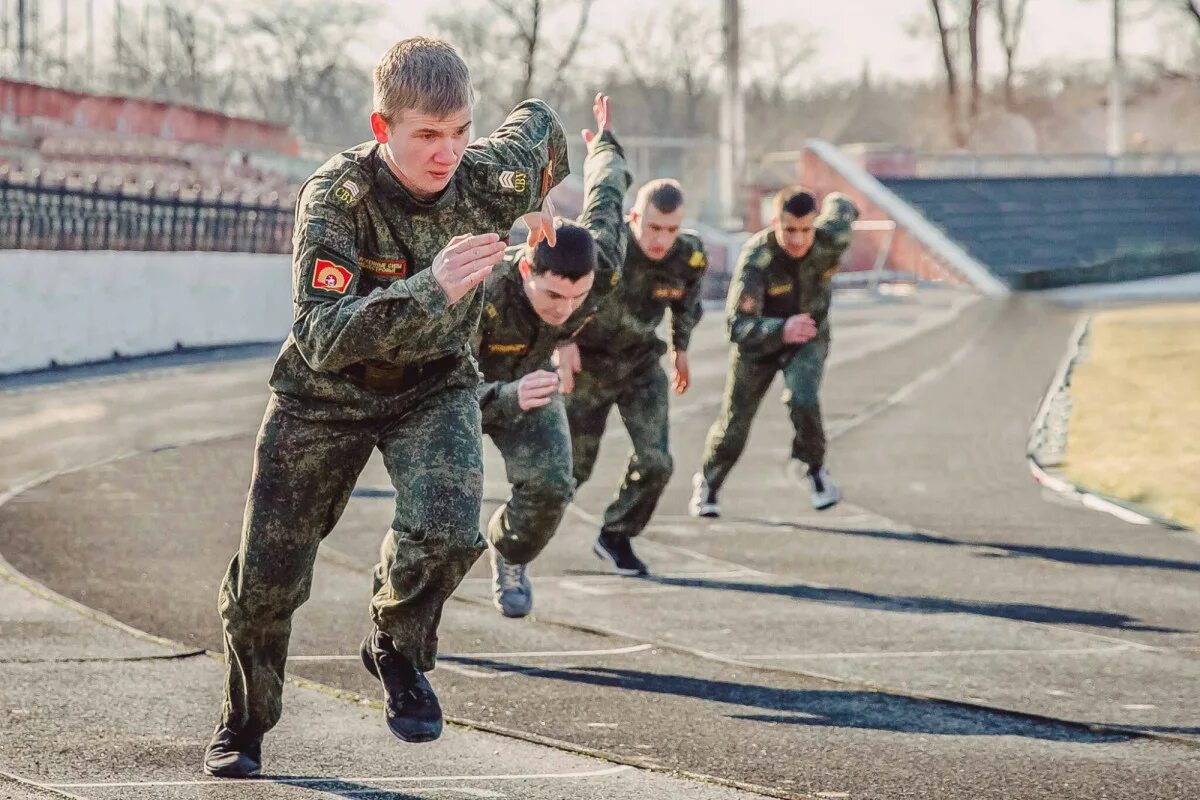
45;764;634;789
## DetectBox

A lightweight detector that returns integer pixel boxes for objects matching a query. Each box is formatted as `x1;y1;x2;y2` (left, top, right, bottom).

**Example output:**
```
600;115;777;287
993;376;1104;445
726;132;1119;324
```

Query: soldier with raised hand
475;92;630;617
559;179;709;577
205;37;568;778
690;186;858;518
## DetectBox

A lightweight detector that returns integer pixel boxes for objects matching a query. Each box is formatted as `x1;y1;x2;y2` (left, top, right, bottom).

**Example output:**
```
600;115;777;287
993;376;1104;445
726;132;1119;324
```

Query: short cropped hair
373;37;474;122
530;222;597;281
774;185;817;218
634;178;685;215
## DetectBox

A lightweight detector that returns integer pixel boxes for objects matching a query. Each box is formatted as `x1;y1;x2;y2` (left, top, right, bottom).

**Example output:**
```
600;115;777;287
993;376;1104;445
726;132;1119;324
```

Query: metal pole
17;0;27;79
86;0;93;84
719;0;744;229
1106;0;1124;158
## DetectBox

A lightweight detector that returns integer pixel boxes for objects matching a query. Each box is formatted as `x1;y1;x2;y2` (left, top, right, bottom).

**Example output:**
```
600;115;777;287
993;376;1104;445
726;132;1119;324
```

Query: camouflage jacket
574;224;708;371
727;193;858;362
475;131;631;428
267;100;569;421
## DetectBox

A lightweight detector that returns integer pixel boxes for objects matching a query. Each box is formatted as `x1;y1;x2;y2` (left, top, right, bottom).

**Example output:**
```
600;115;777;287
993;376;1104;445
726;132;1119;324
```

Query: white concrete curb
1026;315;1190;531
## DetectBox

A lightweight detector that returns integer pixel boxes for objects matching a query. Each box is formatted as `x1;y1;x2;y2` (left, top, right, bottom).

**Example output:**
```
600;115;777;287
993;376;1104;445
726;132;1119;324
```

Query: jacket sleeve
727;238;788;357
288;176;449;373
466;99;572;222
577;130;631;301
668;239;708;352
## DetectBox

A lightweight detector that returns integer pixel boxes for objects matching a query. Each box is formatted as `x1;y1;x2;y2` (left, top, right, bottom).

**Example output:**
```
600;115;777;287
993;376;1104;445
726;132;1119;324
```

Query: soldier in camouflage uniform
690;187;858;518
560;179;709;576
476;93;630;617
204;38;568;779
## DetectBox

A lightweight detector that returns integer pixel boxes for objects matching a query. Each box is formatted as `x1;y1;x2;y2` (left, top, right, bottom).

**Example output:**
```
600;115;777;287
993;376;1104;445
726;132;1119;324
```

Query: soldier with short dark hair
690;186;858;518
476;93;630;617
560;178;708;577
205;37;568;778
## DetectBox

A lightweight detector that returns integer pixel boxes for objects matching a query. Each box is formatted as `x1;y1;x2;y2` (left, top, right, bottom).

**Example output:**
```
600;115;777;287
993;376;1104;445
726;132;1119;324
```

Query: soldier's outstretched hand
581;92;612;152
522;193;557;249
782;313;818;345
517;370;560;411
671;349;691;395
553;342;582;394
432;233;508;305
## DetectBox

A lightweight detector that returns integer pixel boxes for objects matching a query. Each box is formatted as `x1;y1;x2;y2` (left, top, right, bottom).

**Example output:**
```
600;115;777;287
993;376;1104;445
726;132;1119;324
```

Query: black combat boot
203;725;262;778
360;630;443;743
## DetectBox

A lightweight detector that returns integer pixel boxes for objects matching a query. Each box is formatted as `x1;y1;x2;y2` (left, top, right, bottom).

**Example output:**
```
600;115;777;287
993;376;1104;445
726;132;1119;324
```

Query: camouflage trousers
483;394;575;565
701;337;830;491
218;389;485;738
566;358;672;538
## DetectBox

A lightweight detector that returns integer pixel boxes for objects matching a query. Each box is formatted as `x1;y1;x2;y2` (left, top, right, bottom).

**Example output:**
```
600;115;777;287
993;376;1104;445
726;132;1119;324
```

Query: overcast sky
349;0;1183;87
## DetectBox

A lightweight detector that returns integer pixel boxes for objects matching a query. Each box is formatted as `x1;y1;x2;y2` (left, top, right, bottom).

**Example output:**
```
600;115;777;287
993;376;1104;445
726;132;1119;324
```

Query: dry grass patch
1064;302;1200;530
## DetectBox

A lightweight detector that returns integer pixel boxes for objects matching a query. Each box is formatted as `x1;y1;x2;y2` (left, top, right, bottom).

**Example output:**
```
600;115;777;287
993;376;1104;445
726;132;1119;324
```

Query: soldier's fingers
451;264;493;291
445;232;501;255
525;396;553;409
540;215;557;247
450;242;507;270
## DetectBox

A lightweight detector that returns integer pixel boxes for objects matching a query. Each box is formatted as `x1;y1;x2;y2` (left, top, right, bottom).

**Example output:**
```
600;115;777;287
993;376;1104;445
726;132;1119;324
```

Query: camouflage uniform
566;226;708;538
218;100;568;739
699;193;858;490
476;130;629;564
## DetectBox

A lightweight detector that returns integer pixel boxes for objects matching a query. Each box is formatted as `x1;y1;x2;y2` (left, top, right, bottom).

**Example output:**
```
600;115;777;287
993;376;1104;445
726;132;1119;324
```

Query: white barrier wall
0;251;294;374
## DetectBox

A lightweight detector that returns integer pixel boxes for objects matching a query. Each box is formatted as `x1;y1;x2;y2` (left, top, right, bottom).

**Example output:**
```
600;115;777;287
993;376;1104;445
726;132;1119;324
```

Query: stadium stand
881;175;1200;289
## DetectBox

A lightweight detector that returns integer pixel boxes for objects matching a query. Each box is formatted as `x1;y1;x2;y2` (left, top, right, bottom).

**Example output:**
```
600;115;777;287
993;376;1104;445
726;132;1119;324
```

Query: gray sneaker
489;546;533;618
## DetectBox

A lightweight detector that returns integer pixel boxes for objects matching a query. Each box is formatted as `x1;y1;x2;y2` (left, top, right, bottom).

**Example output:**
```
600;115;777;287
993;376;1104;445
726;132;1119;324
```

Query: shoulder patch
688;249;707;268
822;266;839;282
738;294;758;314
752;246;774;270
498;170;529;194
485;302;500;319
312;257;352;295
319;164;369;209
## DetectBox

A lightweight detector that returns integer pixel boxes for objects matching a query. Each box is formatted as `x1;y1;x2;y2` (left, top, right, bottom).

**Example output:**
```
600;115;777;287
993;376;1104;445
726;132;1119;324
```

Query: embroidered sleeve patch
822;266;839;282
499;171;528;192
487;342;528;355
767;282;794;297
689;250;707;268
312;258;353;294
359;256;408;277
738;294;758;314
651;285;686;300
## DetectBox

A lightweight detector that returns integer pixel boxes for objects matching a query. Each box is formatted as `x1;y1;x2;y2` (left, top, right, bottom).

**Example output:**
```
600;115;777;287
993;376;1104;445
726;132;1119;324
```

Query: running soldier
205;38;568;778
561;180;708;576
476;93;630;617
690;187;858;517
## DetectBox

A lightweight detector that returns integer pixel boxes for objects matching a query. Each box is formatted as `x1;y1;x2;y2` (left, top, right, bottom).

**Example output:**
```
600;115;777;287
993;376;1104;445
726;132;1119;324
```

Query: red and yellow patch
312;258;352;294
738;295;758;314
360;256;408;278
822;266;839;282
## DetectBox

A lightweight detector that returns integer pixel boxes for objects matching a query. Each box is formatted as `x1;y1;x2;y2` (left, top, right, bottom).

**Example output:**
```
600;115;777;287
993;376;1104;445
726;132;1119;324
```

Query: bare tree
995;0;1032;108
434;0;594;123
614;1;720;133
966;0;982;125
928;0;965;145
239;2;373;147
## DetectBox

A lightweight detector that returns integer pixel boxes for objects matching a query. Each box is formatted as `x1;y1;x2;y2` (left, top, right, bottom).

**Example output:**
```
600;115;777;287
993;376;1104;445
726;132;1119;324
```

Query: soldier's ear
518;257;533;281
370;113;390;144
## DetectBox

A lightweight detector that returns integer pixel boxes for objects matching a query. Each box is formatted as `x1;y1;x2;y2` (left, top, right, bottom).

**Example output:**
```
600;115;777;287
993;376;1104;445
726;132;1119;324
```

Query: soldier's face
371;106;472;198
630;204;684;261
774;210;818;259
520;260;595;326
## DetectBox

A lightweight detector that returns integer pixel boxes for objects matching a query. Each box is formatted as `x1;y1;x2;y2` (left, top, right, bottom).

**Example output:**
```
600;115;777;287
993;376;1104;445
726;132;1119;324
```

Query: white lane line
46;764;633;789
290;644;654;662
740;644;1134;660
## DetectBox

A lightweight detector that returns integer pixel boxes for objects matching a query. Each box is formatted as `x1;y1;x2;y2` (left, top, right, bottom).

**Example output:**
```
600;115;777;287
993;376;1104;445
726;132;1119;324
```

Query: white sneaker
488;545;533;618
808;466;840;510
688;473;720;518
